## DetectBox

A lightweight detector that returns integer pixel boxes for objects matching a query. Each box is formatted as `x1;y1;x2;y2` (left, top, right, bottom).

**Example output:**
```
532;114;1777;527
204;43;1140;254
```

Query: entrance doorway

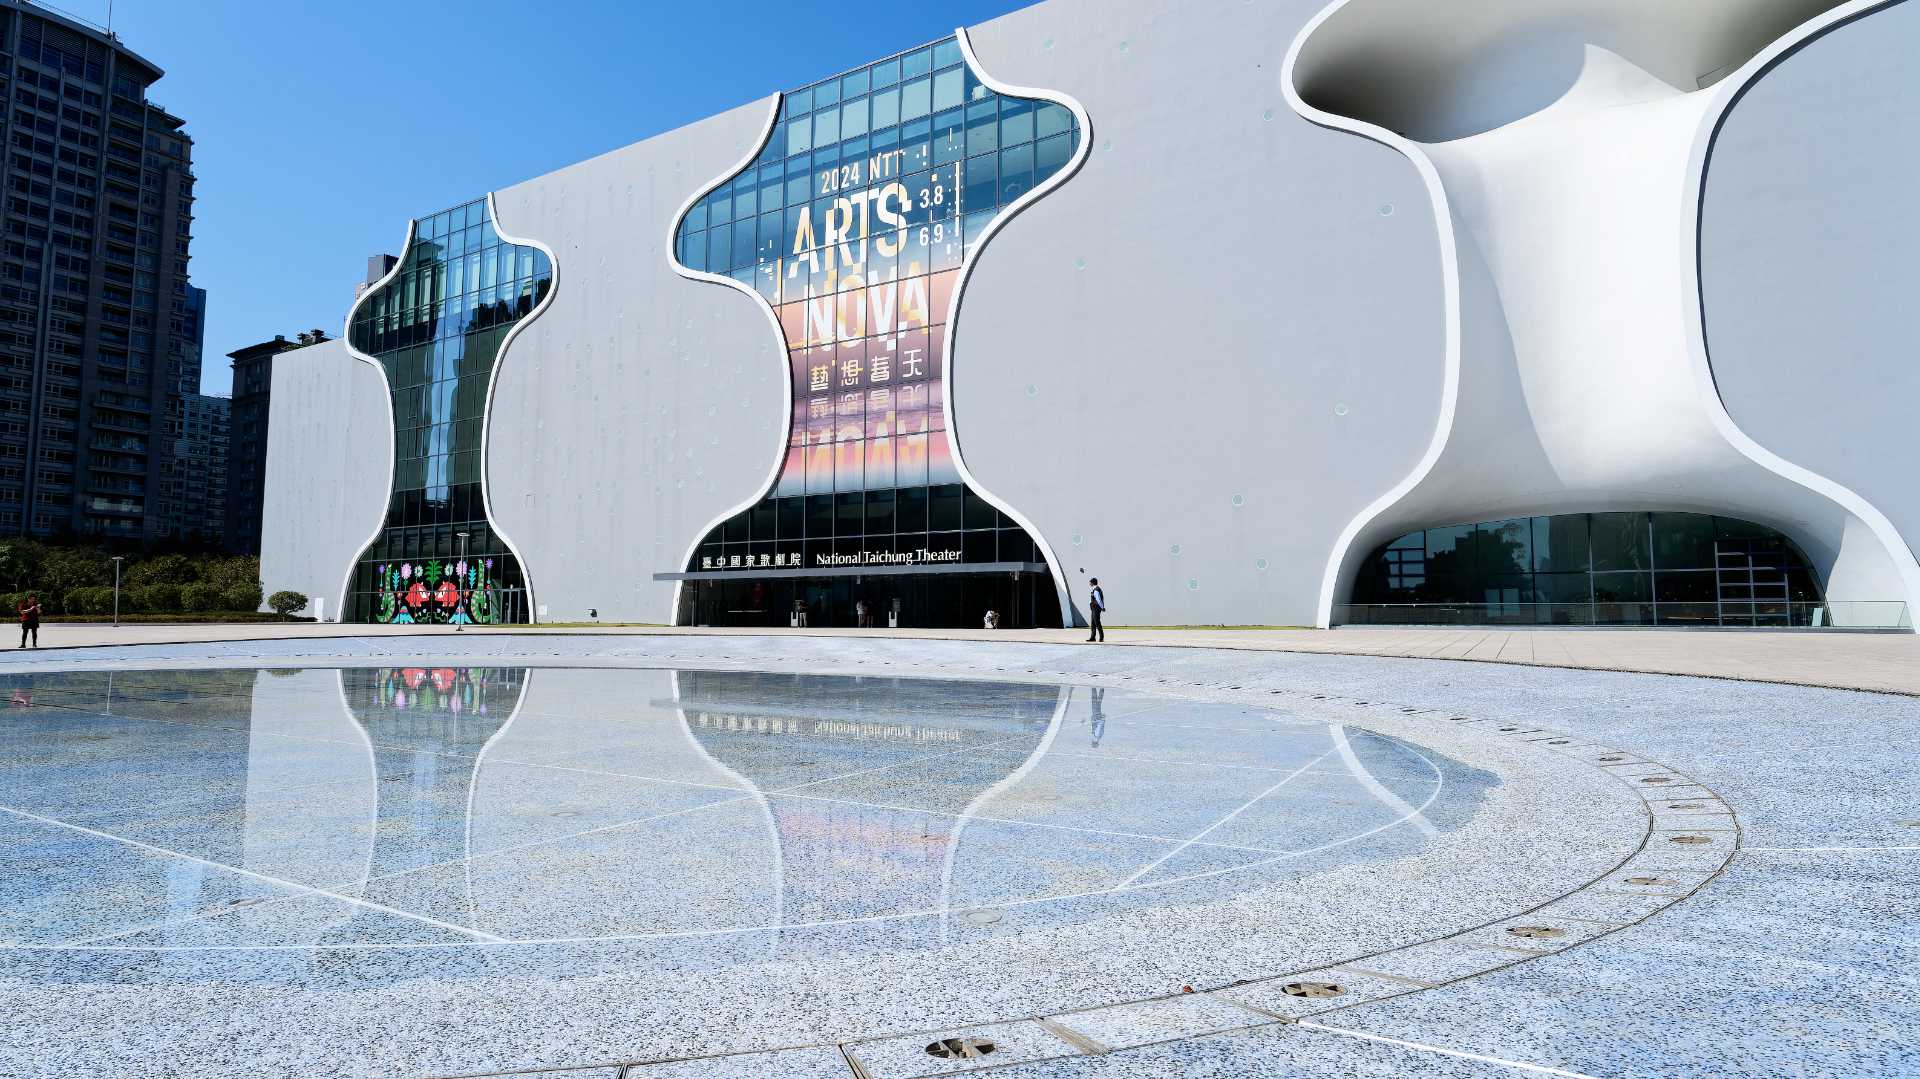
677;570;1060;630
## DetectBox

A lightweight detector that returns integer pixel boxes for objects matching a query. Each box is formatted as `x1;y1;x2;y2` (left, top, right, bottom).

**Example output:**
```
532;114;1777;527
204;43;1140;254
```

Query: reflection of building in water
334;666;531;918
672;670;1061;927
342;666;527;751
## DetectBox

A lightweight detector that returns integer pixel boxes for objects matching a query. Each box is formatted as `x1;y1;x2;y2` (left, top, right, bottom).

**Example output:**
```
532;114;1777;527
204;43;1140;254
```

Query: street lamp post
110;556;123;628
454;532;469;632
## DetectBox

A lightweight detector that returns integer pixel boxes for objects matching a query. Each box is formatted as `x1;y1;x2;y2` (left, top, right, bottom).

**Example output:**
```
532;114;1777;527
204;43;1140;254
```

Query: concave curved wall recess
1286;0;1920;627
339;195;556;625
665;27;1091;627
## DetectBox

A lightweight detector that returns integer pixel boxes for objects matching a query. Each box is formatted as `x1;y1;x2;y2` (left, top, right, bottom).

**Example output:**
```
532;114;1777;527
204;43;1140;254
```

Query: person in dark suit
1086;578;1105;642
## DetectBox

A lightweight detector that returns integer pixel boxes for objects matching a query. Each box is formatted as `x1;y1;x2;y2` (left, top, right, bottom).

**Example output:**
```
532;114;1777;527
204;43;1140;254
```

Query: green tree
0;541;45;592
180;583;222;612
127;553;199;588
222;584;263;612
132;583;183;613
268;590;308;617
39;547;111;593
203;556;261;592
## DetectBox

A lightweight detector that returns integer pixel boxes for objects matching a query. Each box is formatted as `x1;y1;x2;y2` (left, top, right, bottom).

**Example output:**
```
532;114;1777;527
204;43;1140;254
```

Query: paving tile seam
428;655;1742;1077
0;801;510;947
15;732;1042;952
2;637;1760;1076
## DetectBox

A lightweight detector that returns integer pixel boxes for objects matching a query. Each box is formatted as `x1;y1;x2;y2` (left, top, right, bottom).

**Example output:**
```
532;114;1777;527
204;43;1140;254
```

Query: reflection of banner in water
771;801;952;917
673;669;1063;928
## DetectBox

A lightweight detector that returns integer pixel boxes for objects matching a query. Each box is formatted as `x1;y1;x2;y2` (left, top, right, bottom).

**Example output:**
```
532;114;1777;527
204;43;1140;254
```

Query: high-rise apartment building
167;386;223;547
0;1;199;542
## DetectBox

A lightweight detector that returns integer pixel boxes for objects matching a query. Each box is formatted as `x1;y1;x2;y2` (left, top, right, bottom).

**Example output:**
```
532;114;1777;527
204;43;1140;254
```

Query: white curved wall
1291;0;1844;141
486;100;785;623
1294;0;1920;627
950;0;1446;626
258;339;391;621
1702;0;1920;577
262;0;1917;629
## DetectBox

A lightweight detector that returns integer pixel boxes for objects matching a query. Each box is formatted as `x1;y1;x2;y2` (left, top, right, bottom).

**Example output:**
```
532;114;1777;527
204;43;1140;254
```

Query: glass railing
1332;601;1911;630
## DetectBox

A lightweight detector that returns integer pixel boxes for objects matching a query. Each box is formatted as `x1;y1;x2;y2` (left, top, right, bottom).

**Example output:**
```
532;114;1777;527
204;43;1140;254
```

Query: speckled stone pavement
0;632;1911;1078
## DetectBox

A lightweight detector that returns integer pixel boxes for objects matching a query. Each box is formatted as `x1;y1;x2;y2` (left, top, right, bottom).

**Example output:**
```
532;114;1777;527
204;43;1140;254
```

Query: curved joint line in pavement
1333;723;1439;837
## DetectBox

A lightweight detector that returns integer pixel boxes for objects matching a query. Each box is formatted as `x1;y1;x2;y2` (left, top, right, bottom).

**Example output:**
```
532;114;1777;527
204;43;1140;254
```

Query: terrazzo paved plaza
0;627;1912;1077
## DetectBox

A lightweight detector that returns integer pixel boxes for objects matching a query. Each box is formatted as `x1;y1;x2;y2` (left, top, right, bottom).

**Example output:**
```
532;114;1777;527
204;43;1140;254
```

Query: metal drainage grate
1506;926;1566;940
1282;981;1345;998
1641;776;1672;784
1669;835;1711;845
1668;803;1705;811
926;1037;996;1060
1624;876;1669;886
1598;755;1625;762
1547;739;1570;745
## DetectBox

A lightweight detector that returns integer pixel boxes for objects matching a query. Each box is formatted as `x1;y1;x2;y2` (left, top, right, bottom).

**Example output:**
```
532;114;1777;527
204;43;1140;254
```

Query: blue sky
75;0;1034;394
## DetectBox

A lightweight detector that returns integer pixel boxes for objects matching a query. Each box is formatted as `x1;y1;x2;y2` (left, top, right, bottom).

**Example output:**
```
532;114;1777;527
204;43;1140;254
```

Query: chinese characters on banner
772;159;965;500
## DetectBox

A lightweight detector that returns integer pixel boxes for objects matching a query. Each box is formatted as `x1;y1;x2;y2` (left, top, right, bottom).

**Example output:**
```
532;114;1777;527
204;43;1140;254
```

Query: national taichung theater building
261;0;1920;631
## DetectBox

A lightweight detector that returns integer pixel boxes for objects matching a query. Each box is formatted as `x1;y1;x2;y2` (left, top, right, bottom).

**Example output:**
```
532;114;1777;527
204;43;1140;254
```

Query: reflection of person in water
1089;685;1106;747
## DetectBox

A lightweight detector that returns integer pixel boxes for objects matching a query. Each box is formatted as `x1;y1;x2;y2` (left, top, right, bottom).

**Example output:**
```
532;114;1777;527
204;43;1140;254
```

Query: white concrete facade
261;0;1920;629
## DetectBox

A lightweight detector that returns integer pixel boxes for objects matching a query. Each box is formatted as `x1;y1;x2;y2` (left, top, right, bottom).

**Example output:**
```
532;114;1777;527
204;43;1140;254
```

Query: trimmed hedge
132;583;182;613
40;613;315;624
64;587;115;615
223;584;263;613
180;582;222;612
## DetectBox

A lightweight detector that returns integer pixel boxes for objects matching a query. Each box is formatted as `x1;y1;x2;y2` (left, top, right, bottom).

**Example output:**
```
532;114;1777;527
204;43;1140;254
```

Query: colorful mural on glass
371;556;505;625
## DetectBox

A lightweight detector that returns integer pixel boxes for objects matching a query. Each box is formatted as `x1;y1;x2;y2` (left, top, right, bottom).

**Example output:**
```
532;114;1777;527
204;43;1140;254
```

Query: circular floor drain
964;909;1004;925
1282;981;1345;998
926;1037;996;1059
1506;926;1566;939
1669;835;1711;845
1624;876;1669;886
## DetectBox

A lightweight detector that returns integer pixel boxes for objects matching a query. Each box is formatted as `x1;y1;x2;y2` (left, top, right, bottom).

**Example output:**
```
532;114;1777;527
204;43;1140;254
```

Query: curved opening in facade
343;198;552;625
1342;511;1826;627
1291;0;1847;142
664;36;1081;630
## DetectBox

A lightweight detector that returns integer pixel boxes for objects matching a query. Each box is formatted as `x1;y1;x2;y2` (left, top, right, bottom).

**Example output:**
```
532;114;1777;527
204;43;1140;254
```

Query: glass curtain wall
344;198;553;624
673;37;1078;628
1349;511;1824;626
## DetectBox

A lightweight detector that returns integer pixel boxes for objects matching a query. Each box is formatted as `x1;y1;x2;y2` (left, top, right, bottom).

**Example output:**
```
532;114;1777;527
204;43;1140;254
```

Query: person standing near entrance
17;593;40;648
1086;578;1105;642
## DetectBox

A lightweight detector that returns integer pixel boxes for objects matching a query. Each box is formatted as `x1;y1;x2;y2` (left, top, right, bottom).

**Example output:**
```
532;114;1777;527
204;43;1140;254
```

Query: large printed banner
772;157;965;499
